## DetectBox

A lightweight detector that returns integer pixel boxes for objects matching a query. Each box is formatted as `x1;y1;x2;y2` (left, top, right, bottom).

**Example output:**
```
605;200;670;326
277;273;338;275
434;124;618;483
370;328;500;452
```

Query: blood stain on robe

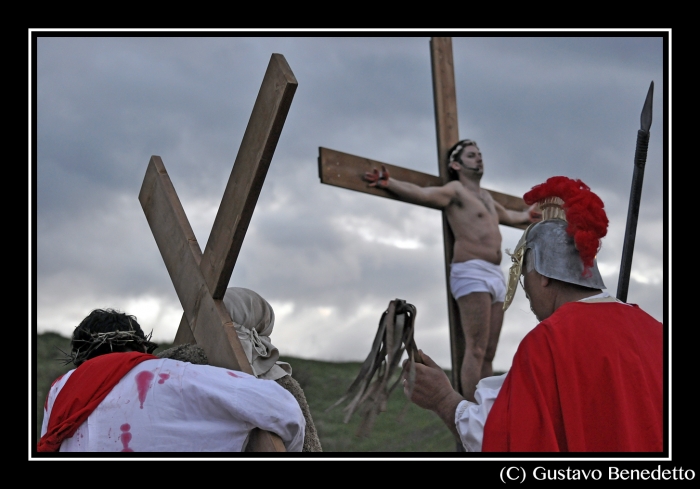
135;370;155;408
158;373;170;384
50;374;65;387
120;423;133;452
227;371;240;378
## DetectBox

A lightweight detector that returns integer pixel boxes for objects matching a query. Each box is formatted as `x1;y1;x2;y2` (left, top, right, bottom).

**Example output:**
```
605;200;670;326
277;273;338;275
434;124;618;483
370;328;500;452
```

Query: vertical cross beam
430;37;465;392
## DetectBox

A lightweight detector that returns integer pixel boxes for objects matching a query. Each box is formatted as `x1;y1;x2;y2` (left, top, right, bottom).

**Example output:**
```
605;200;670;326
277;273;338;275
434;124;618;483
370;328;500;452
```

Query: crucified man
363;139;541;402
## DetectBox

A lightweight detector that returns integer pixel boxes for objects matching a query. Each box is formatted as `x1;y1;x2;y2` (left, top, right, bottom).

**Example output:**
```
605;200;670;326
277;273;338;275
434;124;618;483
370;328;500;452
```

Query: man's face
521;257;552;322
522;269;543;321
457;144;483;174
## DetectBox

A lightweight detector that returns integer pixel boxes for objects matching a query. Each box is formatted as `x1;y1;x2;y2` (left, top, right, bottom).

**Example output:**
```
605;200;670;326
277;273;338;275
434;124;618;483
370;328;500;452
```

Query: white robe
454;374;505;452
41;357;305;452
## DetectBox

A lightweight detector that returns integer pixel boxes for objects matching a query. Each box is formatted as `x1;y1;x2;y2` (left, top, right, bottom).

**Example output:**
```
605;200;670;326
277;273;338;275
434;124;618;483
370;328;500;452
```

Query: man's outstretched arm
495;200;542;227
364;165;455;209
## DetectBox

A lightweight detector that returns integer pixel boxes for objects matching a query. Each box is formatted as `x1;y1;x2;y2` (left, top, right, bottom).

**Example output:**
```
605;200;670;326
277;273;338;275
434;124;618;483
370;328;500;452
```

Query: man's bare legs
481;302;504;379
456;292;493;402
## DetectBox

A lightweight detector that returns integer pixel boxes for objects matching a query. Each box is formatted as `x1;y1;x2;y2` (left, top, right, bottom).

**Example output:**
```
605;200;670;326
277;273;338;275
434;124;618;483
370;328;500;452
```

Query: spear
617;81;654;302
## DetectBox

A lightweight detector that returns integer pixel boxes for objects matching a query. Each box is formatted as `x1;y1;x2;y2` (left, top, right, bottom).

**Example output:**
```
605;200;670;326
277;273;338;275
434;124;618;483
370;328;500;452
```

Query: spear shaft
617;81;654;302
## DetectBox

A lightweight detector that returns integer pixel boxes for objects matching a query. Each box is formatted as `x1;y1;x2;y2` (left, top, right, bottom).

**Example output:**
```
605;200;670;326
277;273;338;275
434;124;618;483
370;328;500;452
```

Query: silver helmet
503;178;608;311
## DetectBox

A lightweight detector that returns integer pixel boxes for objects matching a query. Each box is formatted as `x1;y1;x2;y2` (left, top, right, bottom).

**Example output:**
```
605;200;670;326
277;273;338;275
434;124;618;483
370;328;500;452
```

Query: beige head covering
222;287;291;380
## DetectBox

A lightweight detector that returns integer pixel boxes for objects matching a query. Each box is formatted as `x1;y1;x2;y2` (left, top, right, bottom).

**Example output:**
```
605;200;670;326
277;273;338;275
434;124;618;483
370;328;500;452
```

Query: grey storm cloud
33;31;667;372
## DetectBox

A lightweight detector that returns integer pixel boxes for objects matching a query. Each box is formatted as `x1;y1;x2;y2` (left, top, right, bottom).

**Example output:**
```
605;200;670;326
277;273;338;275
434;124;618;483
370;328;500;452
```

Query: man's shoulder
451;180;488;198
538;301;662;336
436;179;462;193
443;180;479;200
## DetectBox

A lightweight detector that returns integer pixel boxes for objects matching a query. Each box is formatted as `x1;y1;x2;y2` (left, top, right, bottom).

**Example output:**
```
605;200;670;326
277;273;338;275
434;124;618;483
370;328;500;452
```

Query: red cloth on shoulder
37;352;157;452
482;302;663;452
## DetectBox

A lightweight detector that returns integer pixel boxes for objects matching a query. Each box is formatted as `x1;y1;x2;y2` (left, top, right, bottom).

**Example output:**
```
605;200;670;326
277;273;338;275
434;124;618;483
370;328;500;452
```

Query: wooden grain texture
173;313;196;346
141;53;297;453
319;147;528;219
430;37;465;392
318;147;443;209
173;53;297;350
202;53;298;300
245;428;287;452
139;156;251;374
173;54;298;346
430;37;460;178
139;155;285;452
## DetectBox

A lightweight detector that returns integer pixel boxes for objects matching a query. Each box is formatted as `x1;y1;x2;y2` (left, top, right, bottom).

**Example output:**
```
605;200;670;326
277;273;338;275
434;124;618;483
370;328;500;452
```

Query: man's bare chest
450;189;497;219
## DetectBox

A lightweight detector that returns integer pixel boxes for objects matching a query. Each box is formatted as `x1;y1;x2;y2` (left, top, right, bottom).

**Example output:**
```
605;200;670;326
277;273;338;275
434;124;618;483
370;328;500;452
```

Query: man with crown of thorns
402;176;663;452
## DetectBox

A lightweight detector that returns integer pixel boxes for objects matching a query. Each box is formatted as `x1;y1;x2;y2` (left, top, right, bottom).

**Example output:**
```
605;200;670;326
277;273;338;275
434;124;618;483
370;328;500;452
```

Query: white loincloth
450;259;506;303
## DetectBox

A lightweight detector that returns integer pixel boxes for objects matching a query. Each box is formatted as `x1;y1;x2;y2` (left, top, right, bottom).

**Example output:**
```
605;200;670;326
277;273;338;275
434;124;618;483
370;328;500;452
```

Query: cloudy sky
32;30;668;374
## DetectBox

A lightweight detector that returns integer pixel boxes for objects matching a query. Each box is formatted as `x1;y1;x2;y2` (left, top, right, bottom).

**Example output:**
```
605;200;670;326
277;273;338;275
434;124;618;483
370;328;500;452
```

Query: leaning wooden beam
202;53;298;300
139;155;285;452
139;155;254;374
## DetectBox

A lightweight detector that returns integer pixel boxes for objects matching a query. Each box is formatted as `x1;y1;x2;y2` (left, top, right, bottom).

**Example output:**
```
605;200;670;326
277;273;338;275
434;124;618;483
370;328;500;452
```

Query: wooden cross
318;38;529;394
138;53;297;452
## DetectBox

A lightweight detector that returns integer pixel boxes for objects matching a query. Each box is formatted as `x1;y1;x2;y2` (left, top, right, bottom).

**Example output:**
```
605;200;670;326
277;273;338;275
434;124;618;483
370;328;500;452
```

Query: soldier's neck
554;287;604;312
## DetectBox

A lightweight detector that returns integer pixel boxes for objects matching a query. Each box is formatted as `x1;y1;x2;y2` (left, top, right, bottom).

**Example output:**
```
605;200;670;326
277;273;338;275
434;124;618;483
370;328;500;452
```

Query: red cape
37;352;157;452
482;302;663;452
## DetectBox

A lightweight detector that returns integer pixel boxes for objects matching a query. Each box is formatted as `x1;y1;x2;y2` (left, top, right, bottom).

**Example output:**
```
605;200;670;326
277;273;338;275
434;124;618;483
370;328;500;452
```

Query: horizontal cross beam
318;147;529;230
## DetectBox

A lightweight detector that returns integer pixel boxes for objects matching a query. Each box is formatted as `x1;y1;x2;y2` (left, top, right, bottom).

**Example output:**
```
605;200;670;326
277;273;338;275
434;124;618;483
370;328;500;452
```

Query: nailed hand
528;204;543;223
363;165;390;189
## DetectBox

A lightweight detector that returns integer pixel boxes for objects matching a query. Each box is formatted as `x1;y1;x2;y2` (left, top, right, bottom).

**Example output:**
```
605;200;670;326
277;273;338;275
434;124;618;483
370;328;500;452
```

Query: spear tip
640;81;654;133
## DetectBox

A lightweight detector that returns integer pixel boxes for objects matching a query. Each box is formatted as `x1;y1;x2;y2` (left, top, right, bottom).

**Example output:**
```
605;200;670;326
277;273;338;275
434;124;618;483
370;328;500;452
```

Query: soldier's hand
402;349;454;411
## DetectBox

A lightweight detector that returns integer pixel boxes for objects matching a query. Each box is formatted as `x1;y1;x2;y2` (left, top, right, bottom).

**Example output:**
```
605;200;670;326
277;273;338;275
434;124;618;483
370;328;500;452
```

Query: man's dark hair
446;139;478;181
68;308;158;366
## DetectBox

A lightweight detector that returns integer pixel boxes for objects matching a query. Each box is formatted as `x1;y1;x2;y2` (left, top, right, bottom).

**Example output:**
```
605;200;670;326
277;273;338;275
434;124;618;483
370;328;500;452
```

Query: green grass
34;333;457;452
283;356;456;452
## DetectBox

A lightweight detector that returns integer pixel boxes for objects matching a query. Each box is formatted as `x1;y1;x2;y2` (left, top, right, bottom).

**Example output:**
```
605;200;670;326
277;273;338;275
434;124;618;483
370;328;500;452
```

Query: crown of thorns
448;139;478;162
64;329;157;367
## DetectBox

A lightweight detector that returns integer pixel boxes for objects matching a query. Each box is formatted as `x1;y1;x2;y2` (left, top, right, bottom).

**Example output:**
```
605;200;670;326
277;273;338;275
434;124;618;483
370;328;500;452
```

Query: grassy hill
34;332;458;453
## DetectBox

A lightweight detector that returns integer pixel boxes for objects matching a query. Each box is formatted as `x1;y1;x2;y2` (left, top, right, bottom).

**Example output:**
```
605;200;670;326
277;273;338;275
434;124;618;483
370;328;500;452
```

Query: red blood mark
135;370;155;408
50;374;65;388
227;371;240;378
120;423;133;452
158;373;170;384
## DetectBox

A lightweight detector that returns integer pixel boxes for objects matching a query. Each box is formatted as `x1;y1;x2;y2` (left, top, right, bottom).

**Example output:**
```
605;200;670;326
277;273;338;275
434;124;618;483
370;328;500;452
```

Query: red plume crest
524;176;608;276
